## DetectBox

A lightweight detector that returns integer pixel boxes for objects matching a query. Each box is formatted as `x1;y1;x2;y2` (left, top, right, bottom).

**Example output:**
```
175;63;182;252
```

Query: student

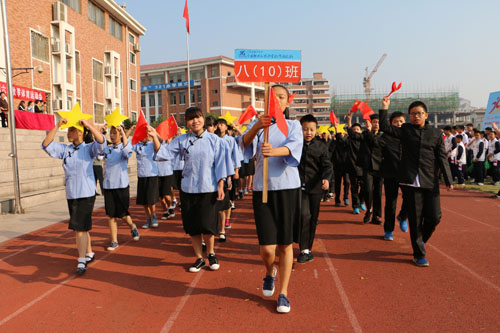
102;126;140;250
27;101;34;113
329;128;350;207
379;111;408;241
486;131;500;185
241;84;303;313
153;107;227;273
471;129;486;186
0;91;8;127
133;135;160;228
157;137;176;220
443;126;457;181
454;134;467;185
296;114;332;263
491;123;500;198
379;97;453;267
42;118;106;274
346;113;366;214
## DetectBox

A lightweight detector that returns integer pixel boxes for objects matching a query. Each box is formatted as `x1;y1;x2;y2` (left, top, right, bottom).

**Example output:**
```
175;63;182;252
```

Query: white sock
302;249;310;254
77;258;86;267
85;252;95;261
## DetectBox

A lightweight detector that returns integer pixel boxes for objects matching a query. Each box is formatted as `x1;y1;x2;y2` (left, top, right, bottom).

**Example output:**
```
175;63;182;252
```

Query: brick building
140;56;265;126
0;0;145;123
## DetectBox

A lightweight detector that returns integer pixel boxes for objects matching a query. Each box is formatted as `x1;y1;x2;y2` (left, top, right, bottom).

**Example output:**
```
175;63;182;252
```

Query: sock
225;219;230;223
85;252;95;261
78;258;86;268
302;249;310;254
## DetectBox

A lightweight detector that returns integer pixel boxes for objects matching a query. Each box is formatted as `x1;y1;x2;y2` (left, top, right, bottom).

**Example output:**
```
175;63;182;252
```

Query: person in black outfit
346;112;366;214
296;115;333;263
329;129;350;207
379;97;453;267
34;100;43;113
0;92;8;127
379;111;408;241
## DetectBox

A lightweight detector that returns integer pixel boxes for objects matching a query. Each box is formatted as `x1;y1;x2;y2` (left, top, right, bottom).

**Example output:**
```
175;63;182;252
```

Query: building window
169;72;185;83
190;90;195;104
88;1;104;29
148;93;155;107
170;92;176;105
197;88;202;103
212;101;218;107
179;91;186;105
141;94;146;108
75;50;80;74
130;79;136;91
109;16;123;40
60;0;81;13
94;103;104;123
140;76;146;86
211;66;217;77
211;89;218;94
92;59;103;82
129;52;136;64
157;92;162;106
131;111;137;122
129;33;135;44
148;74;164;85
31;31;49;62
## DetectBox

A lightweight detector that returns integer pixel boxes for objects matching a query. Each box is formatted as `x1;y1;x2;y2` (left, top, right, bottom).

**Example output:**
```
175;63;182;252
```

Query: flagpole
262;82;269;203
186;32;191;107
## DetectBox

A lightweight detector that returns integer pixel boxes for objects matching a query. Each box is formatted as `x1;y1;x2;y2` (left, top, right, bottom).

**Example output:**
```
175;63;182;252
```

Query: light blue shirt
42;136;106;199
133;142;158;178
221;134;243;170
157;144;174;177
102;142;132;189
173;149;184;171
240;119;303;191
155;130;227;193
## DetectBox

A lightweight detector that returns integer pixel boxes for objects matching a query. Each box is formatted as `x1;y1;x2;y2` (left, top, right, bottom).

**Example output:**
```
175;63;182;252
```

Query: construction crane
363;53;387;102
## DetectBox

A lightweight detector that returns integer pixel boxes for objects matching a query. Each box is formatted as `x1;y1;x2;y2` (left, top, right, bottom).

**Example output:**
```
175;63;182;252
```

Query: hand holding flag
131;110;148;145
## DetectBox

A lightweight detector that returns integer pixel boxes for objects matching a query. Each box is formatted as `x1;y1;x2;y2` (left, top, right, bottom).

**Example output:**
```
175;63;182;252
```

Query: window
190;69;203;81
60;0;81;13
75;50;80;74
129;52;136;64
31;31;49;62
211;89;218;94
92;60;103;82
157;92;162;106
109;17;122;40
212;101;218;106
148;93;155;107
190;90;195;104
130;79;136;91
170;92;176;105
88;1;104;29
169;72;185;83
197;88;202;103
227;72;232;76
94;103;104;123
129;33;135;44
150;115;156;123
131;111;137;122
211;66;218;77
148;74;164;85
140;76;146;86
141;94;146;108
179;91;186;105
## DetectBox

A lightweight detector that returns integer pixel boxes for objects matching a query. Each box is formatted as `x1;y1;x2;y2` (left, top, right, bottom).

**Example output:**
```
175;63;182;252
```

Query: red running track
0;187;499;332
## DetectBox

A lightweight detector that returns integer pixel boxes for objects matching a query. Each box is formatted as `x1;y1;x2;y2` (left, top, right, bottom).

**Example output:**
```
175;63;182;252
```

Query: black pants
456;163;465;184
473;161;485;183
298;192;322;251
402;186;442;259
348;173;364;209
93;165;104;193
488;161;500;182
334;168;350;204
0;111;7;127
448;158;457;181
363;171;382;220
383;178;407;232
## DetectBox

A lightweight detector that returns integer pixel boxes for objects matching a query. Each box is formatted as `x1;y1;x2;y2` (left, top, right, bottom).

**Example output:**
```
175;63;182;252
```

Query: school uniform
219;134;241;208
358;130;383;222
133;142;159;205
329;134;350;205
42;135;106;231
102;142;133;218
487;138;500;182
155;131;228;236
444;134;458;180
157;156;175;197
297;137;333;251
172;151;184;190
379;109;453;261
346;127;365;209
455;141;467;184
240;120;303;245
471;138;486;183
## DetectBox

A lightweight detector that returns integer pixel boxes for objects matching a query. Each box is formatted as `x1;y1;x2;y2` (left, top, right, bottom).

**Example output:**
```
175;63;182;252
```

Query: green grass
454;178;500;195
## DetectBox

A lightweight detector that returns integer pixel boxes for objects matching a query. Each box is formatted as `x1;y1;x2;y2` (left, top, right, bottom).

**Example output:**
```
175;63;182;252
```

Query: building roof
97;0;146;36
141;55;234;71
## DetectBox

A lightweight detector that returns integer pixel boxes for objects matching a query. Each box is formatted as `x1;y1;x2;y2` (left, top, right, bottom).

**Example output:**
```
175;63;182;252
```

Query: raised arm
379;97;402;138
43;118;66;147
81;119;105;144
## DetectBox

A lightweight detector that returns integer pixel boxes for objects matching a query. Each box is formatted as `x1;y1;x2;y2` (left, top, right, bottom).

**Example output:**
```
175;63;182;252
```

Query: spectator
18;100;26;111
0;91;8;127
27;101;34;112
34;100;42;113
42;101;47;113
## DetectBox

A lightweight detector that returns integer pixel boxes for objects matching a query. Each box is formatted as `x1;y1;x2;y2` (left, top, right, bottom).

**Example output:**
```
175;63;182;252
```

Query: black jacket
379;133;402;179
357;130;383;173
299;138;333;194
328;134;348;170
346;127;363;177
379;109;453;189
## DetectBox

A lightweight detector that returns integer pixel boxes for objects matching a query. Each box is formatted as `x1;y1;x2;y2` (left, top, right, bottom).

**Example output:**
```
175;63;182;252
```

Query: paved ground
0;186;499;332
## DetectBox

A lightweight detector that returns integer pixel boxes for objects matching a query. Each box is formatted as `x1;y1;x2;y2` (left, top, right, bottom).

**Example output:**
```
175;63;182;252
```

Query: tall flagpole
186;32;191;107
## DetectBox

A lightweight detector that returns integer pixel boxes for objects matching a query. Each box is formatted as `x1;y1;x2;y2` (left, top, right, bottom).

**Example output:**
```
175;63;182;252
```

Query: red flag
329;110;339;124
269;87;288;137
288;92;297;104
238;104;257;124
183;0;190;34
350;100;362;113
360;102;374;120
156;115;178;141
386;81;402;98
132;110;148;145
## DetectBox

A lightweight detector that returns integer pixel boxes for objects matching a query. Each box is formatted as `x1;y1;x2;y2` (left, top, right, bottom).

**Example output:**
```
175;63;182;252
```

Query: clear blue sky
124;0;500;107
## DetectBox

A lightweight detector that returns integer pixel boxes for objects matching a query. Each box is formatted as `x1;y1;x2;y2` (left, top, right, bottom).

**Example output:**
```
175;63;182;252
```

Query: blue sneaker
397;216;409;232
131;228;140;241
360;203;366;211
353;208;360;214
142;219;151;229
344;199;349;206
277;294;291;313
413;257;429;267
262;267;277;297
384;231;393;241
151;215;159;228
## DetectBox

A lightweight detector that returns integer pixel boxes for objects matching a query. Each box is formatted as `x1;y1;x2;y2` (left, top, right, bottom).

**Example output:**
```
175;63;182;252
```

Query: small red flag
238;104;257;124
132;110;148;145
269;87;288;138
183;0;190;34
329;110;339;124
350;100;362;113
386;81;402;98
156;115;178;141
288;92;297;104
360;102;374;120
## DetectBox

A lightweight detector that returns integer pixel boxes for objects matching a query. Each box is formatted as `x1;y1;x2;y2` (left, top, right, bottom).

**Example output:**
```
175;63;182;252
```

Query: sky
123;0;500;108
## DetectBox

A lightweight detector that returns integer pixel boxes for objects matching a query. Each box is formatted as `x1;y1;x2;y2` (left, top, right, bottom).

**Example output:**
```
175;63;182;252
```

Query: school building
0;0;146;122
140;56;265;126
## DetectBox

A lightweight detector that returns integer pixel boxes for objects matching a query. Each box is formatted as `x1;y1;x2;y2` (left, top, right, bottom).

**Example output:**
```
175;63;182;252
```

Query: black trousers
402;186;442;259
448;158;457;181
383;178;408;232
456;163;465;184
93;165;104;193
363;171;382;220
348;173;364;209
487;161;500;182
0;111;7;127
473;161;485;183
334;167;350;204
298;191;322;251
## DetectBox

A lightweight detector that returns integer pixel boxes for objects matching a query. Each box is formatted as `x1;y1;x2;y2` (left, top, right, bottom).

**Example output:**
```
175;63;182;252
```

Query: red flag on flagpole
360;102;374;120
132;110;148;145
288;92;297;104
183;0;190;34
329;110;339;124
350;100;362;113
269;87;288;137
156;115;179;141
238;104;257;124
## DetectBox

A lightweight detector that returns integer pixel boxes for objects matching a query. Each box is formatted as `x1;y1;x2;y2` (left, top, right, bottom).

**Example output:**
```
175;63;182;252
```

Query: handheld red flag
386;81;402;98
350;100;362;113
183;0;190;34
269;87;288;137
288;92;297;104
238;104;257;124
360;102;374;121
132;110;148;145
156;115;178;141
329;110;339;124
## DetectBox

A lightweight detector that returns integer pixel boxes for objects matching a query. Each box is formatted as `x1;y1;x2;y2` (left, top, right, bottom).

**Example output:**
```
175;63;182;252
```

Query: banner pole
262;82;269;203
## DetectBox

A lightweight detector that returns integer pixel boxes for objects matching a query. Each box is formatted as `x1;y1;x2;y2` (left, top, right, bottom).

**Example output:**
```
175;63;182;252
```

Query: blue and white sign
482;91;500;129
141;80;195;92
234;49;301;62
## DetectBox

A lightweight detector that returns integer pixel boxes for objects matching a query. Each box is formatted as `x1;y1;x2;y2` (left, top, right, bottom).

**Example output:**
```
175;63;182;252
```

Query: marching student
329;128;350;207
486;130;500;185
454;134;467;185
379;97;453;267
443;126;458;181
133;135;160;228
471;129;486;186
102;126;140;251
296;114;332;263
240;84;303;313
346;112;366;214
379;111;408;241
152;107;227;273
158;149;176;220
42;118;106;274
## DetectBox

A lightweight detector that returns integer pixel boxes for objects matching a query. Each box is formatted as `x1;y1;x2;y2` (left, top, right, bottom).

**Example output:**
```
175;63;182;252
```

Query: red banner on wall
0;82;47;102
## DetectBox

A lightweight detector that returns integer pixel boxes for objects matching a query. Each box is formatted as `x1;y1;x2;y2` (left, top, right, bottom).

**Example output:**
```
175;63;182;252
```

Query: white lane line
442;207;500;231
314;269;318;279
319;240;362;333
429;244;500;294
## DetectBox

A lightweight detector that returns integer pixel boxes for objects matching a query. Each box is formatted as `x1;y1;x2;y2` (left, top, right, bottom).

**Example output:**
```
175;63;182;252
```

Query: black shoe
218;234;226;243
189;258;205;272
208;253;220;270
297;252;308;264
371;217;382;225
307;253;314;262
363;215;371;224
76;262;86;275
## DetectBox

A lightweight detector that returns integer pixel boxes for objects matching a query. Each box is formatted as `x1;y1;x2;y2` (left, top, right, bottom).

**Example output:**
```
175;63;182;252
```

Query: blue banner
234;49;301;62
141;80;195;92
482;91;500;129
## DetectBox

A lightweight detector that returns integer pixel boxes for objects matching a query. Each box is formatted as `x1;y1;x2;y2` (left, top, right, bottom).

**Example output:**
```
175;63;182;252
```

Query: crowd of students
41;85;500;314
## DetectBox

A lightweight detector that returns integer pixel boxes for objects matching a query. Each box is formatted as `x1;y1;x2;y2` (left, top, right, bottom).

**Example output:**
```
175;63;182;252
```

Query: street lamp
0;65;43;78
